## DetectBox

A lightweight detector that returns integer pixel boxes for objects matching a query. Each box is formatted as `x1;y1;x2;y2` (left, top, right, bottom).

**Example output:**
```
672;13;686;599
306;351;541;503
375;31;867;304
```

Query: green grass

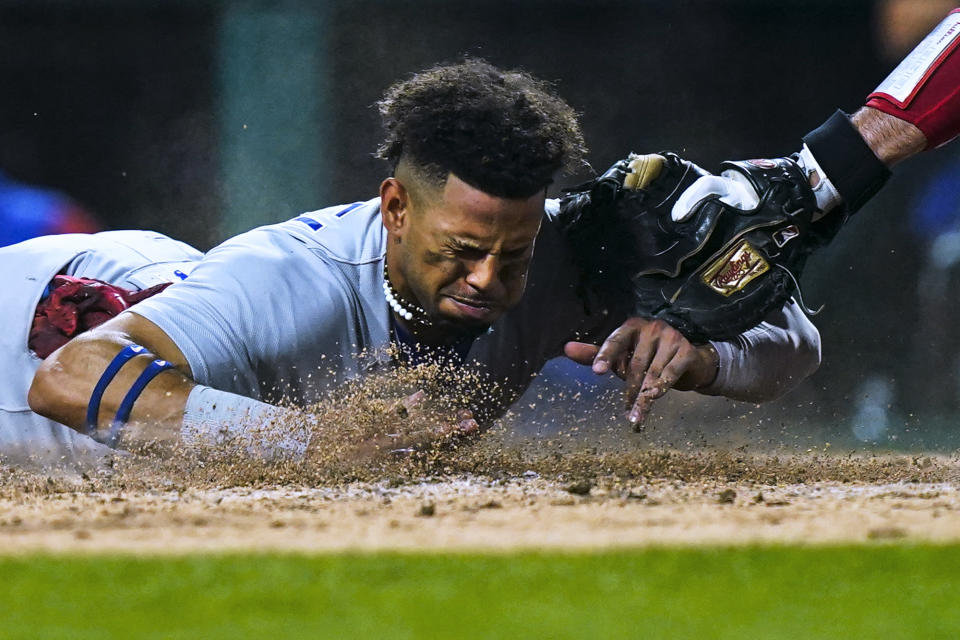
1;546;959;639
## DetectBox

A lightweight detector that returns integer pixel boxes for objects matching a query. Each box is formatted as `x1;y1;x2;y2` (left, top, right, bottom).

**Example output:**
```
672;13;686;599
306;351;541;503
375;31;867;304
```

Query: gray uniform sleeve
129;229;356;401
699;297;821;402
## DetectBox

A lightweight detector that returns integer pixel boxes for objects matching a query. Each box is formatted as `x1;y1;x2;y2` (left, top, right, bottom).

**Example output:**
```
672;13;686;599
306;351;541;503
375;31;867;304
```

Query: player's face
385;173;545;332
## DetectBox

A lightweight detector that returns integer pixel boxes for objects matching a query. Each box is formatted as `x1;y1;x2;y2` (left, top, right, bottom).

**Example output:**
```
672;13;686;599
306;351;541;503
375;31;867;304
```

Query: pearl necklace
382;265;432;326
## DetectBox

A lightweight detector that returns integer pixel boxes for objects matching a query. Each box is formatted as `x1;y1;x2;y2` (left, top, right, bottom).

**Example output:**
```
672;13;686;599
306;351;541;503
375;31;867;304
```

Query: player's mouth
442;295;499;321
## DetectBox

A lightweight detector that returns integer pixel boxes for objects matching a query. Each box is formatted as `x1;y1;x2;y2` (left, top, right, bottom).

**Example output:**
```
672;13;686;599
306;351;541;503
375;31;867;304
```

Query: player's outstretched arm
30;312;201;446
29;312;474;461
28;312;319;457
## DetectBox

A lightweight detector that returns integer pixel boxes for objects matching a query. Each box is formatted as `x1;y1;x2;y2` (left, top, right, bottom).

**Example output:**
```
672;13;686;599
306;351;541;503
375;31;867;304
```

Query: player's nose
464;255;500;293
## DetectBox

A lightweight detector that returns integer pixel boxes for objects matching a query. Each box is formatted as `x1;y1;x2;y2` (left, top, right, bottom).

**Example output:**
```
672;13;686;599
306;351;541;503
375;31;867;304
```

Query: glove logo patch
773;225;800;248
702;240;770;296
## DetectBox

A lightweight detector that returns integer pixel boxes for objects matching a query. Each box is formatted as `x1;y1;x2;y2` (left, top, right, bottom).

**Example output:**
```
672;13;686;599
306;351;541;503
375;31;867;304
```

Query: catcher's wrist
802;110;891;214
796;144;842;219
689;343;720;391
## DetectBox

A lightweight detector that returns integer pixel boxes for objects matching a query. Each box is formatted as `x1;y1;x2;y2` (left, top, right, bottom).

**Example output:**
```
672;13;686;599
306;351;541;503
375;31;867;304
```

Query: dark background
1;0;957;448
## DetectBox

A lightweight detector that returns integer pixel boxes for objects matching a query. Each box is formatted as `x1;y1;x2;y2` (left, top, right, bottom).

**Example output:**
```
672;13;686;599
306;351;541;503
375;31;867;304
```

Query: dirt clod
565;481;593;496
867;526;908;540
717;489;737;504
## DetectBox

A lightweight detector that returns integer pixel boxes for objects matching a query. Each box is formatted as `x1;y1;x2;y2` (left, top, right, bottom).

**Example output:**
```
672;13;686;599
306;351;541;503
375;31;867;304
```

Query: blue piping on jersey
295;202;365;231
294;216;324;231
335;202;364;217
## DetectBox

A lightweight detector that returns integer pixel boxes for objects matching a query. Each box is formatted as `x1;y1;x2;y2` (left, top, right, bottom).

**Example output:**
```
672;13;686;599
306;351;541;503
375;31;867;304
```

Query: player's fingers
628;388;660;428
388;428;445;458
563;341;600;366
397;413;480;454
394;389;427;418
437;415;480;439
457;417;480;436
404;389;426;405
593;325;637;375
624;337;660;408
628;346;699;426
639;342;682;397
643;356;688;400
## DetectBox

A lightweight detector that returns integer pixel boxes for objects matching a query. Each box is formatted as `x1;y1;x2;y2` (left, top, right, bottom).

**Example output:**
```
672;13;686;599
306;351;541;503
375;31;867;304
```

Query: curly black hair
376;59;587;199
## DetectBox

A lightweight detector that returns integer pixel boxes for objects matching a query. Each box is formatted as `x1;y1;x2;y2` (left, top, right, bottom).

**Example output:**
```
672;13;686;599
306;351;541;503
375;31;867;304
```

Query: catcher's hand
557;151;838;343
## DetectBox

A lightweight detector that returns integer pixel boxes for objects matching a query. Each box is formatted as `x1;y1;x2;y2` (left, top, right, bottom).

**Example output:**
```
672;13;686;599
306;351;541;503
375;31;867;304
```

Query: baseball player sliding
5;9;958;471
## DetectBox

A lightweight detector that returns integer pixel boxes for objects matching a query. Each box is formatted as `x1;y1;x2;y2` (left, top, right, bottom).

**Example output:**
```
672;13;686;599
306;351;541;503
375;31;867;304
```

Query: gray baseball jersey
131;199;610;418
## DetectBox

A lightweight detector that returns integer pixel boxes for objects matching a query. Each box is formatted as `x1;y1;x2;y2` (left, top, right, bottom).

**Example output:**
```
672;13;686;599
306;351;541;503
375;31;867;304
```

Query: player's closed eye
452;246;488;261
500;247;531;263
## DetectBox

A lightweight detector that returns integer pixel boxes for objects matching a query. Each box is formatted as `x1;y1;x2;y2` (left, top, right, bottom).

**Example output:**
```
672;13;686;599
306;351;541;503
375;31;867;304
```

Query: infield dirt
2;364;958;553
1;446;959;553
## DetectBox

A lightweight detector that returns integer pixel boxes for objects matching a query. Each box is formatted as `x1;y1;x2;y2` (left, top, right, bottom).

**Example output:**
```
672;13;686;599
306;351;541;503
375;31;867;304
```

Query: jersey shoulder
274;198;386;266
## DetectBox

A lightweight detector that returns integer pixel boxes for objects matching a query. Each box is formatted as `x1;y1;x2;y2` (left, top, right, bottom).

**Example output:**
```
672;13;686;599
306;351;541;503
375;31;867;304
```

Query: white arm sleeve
699;298;821;402
181;385;313;460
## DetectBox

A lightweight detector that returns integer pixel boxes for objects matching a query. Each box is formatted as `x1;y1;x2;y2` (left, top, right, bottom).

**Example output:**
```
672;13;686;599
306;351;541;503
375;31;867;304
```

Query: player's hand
564;317;718;428
326;389;479;465
385;389;480;458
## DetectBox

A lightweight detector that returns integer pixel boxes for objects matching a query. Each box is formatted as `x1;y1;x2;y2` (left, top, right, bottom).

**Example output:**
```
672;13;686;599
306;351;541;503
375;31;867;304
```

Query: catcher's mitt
556;152;845;343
